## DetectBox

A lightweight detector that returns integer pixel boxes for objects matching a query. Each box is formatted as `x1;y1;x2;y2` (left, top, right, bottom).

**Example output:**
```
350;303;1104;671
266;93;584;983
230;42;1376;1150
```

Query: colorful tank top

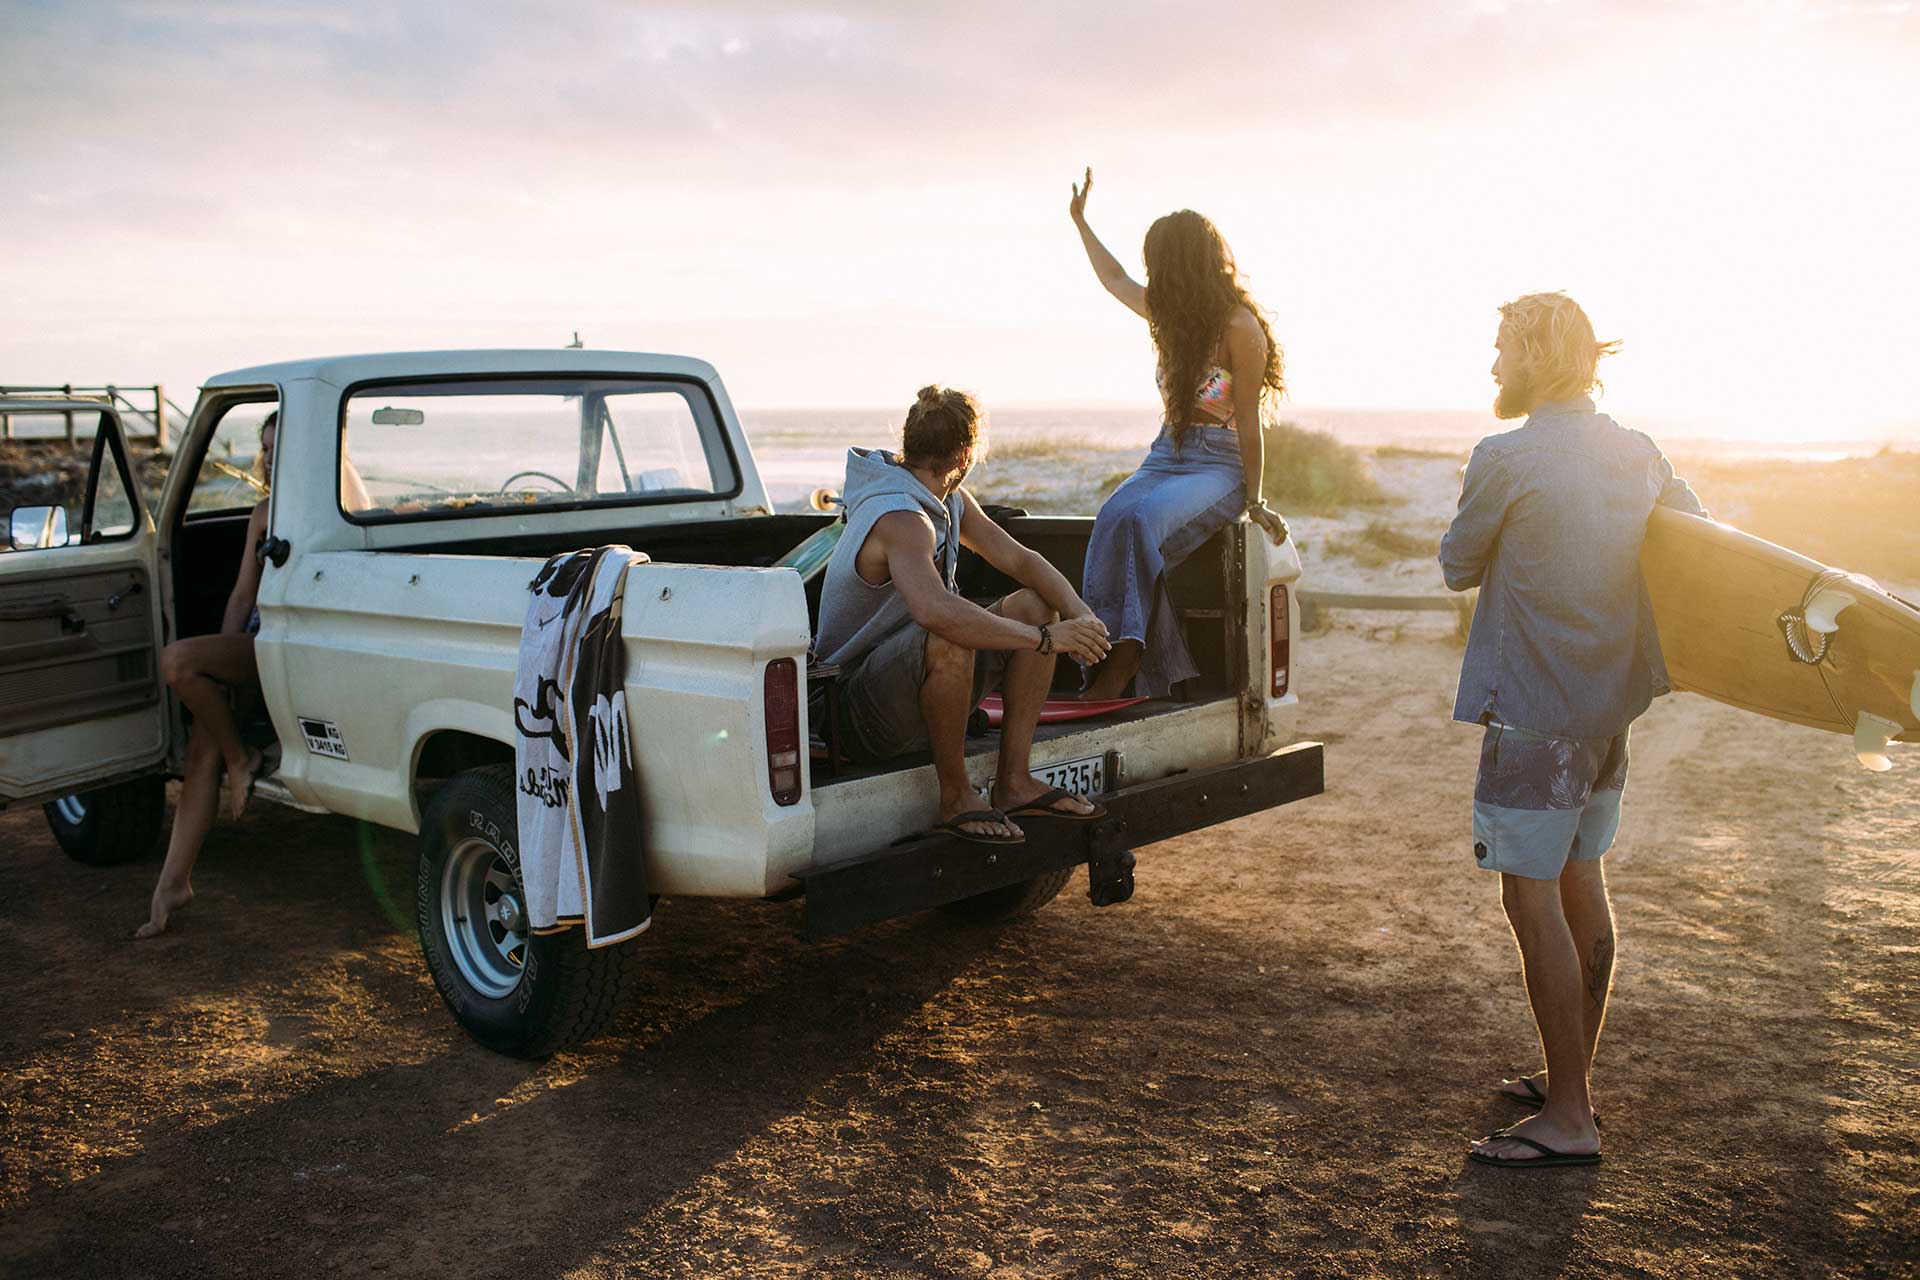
1156;364;1236;429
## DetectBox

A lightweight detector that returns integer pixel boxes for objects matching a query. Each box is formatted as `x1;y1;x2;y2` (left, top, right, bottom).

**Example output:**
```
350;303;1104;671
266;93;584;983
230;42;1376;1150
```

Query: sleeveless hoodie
813;447;965;669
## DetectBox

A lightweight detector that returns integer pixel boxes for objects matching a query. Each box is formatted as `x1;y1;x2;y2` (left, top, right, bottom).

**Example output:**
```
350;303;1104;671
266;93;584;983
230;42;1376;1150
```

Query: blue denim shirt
1440;397;1708;740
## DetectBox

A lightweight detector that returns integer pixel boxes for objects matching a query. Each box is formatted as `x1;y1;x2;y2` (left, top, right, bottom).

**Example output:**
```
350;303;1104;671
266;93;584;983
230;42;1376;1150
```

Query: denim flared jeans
1083;424;1247;697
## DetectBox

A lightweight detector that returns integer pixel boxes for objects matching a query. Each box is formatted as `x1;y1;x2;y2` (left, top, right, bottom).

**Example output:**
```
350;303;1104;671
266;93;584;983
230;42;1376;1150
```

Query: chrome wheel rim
440;837;527;1000
53;794;87;826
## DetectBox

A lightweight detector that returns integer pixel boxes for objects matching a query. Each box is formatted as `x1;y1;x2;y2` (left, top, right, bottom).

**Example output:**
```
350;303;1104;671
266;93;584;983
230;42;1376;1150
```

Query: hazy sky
5;1;1917;440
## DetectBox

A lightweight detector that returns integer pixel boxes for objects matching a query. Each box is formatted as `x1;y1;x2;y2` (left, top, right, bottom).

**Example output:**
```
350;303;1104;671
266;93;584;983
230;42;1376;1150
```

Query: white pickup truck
0;351;1323;1056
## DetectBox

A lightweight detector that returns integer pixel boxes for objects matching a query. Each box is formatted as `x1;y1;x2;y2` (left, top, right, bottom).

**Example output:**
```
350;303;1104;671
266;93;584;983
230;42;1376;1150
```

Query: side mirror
8;505;70;550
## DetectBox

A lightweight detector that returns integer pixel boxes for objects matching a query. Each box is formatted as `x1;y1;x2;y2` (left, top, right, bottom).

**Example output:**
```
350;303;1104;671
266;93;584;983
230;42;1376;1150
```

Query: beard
1493;371;1535;420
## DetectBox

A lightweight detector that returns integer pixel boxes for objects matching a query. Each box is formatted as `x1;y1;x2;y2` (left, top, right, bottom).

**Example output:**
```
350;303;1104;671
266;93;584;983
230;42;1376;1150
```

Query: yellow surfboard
1641;506;1920;770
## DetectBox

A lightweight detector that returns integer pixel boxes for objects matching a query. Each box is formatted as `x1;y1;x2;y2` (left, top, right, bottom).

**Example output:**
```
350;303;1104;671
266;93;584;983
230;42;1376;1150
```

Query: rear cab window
338;377;739;522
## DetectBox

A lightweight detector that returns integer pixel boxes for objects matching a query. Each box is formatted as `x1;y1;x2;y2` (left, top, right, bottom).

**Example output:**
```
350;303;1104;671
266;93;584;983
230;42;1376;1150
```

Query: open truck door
0;408;170;860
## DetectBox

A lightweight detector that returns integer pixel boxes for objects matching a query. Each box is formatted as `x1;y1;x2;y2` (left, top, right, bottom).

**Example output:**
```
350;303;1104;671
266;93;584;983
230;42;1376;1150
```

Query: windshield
339;377;737;520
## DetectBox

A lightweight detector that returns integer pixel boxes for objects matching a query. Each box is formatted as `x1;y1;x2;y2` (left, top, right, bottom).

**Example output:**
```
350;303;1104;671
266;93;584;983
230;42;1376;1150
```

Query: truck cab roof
202;349;722;390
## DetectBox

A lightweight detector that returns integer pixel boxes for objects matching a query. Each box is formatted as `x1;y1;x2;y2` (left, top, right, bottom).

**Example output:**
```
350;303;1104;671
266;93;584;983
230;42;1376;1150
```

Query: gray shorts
1472;723;1630;880
825;620;1011;762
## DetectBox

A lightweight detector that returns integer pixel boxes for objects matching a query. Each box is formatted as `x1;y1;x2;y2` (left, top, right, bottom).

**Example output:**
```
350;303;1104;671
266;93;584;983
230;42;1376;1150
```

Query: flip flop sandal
933;809;1026;845
1468;1131;1602;1169
1502;1076;1549;1109
1000;786;1107;822
1500;1076;1602;1127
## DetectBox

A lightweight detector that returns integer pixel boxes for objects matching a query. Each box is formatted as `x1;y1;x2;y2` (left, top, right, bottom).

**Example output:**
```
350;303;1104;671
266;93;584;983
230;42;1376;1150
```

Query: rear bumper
797;741;1324;939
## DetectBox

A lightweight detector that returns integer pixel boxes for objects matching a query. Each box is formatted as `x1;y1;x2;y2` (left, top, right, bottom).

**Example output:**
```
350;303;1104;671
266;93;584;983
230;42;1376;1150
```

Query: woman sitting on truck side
1068;168;1290;701
134;414;287;937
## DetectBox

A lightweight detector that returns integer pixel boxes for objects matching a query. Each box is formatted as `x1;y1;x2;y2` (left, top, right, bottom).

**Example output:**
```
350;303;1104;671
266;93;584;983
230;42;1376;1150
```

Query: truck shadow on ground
0;886;1009;1276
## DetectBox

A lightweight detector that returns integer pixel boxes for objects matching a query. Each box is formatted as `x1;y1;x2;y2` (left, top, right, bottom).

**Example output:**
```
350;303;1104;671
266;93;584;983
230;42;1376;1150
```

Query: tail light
1269;585;1290;698
764;657;803;805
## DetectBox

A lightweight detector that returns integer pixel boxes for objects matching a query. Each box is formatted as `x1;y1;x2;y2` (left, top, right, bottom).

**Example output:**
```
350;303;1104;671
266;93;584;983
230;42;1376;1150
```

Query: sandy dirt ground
2;619;1915;1279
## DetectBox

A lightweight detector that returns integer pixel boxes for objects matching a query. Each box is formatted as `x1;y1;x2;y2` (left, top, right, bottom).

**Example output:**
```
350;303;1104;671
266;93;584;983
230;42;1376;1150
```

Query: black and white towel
513;545;653;947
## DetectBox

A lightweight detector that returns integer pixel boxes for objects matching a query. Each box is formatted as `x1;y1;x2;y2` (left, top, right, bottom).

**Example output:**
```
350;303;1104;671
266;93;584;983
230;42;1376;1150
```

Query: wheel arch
405;700;516;825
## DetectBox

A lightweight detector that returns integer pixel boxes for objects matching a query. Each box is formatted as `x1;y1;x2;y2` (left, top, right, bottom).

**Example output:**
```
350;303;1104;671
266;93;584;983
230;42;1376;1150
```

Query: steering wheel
498;469;574;495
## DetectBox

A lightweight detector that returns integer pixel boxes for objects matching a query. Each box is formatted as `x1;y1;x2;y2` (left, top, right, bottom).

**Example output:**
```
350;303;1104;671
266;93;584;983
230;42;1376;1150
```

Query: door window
185;402;277;519
87;428;138;540
1;411;143;553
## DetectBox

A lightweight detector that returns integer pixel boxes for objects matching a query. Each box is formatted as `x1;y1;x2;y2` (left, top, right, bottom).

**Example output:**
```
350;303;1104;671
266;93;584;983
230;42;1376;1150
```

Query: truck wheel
939;866;1073;924
43;775;166;866
416;764;641;1058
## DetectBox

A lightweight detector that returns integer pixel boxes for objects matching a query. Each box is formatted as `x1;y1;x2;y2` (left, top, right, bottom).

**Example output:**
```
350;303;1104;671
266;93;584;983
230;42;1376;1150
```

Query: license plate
1039;752;1105;796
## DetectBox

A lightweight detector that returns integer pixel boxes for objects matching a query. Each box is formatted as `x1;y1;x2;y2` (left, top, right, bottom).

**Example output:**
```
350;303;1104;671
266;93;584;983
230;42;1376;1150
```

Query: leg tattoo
1586;932;1615;1013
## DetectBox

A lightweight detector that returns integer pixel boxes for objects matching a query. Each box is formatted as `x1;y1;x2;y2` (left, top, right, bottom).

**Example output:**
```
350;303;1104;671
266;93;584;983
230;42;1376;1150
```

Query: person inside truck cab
811;386;1113;845
135;413;280;937
1068;168;1291;701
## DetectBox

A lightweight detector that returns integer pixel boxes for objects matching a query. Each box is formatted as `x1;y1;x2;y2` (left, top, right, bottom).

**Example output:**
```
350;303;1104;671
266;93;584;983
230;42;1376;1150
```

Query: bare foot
134;882;193;939
1080;641;1142;701
1470;1108;1600;1163
992;775;1097;818
224;748;263;822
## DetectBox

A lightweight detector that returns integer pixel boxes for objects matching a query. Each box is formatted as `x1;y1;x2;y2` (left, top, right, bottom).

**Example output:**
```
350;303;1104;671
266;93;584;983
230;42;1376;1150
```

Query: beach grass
981;436;1102;464
1261;420;1387;514
1371;443;1467;462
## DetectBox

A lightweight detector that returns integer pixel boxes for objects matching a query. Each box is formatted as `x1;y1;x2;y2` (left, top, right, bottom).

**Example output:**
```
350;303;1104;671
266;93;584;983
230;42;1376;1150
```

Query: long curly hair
1143;210;1284;445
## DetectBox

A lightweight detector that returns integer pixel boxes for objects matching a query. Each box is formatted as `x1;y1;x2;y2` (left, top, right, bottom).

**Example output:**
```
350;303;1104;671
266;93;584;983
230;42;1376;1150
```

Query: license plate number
1039;753;1105;796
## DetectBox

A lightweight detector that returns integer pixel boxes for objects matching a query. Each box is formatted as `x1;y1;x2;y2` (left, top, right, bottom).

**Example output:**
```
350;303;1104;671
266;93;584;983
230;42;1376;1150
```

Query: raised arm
1070;167;1149;320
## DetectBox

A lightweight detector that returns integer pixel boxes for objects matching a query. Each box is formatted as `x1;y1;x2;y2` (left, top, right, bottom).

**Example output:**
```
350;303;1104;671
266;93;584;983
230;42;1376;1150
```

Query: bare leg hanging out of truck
160;633;263;823
134;730;222;938
135;445;275;937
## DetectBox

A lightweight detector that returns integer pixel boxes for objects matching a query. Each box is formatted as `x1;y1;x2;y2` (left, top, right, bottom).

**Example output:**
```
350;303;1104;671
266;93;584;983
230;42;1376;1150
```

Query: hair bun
901;384;984;467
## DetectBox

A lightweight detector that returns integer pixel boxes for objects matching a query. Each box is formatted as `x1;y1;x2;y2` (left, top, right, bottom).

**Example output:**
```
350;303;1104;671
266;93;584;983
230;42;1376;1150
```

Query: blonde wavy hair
1497;292;1620;403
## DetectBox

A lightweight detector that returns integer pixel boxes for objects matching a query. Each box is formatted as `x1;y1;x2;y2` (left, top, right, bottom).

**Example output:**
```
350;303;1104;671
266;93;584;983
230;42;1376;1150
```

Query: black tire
415;764;642;1058
938;866;1074;924
42;775;166;866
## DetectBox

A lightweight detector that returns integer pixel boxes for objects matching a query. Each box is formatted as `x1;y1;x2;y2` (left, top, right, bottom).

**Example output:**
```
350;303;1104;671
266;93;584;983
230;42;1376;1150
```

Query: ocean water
9;400;1904;516
741;404;1908;509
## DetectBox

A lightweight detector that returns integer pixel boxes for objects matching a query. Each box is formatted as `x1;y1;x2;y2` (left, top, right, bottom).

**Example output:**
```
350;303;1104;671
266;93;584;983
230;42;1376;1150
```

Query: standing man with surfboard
1440;292;1708;1169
